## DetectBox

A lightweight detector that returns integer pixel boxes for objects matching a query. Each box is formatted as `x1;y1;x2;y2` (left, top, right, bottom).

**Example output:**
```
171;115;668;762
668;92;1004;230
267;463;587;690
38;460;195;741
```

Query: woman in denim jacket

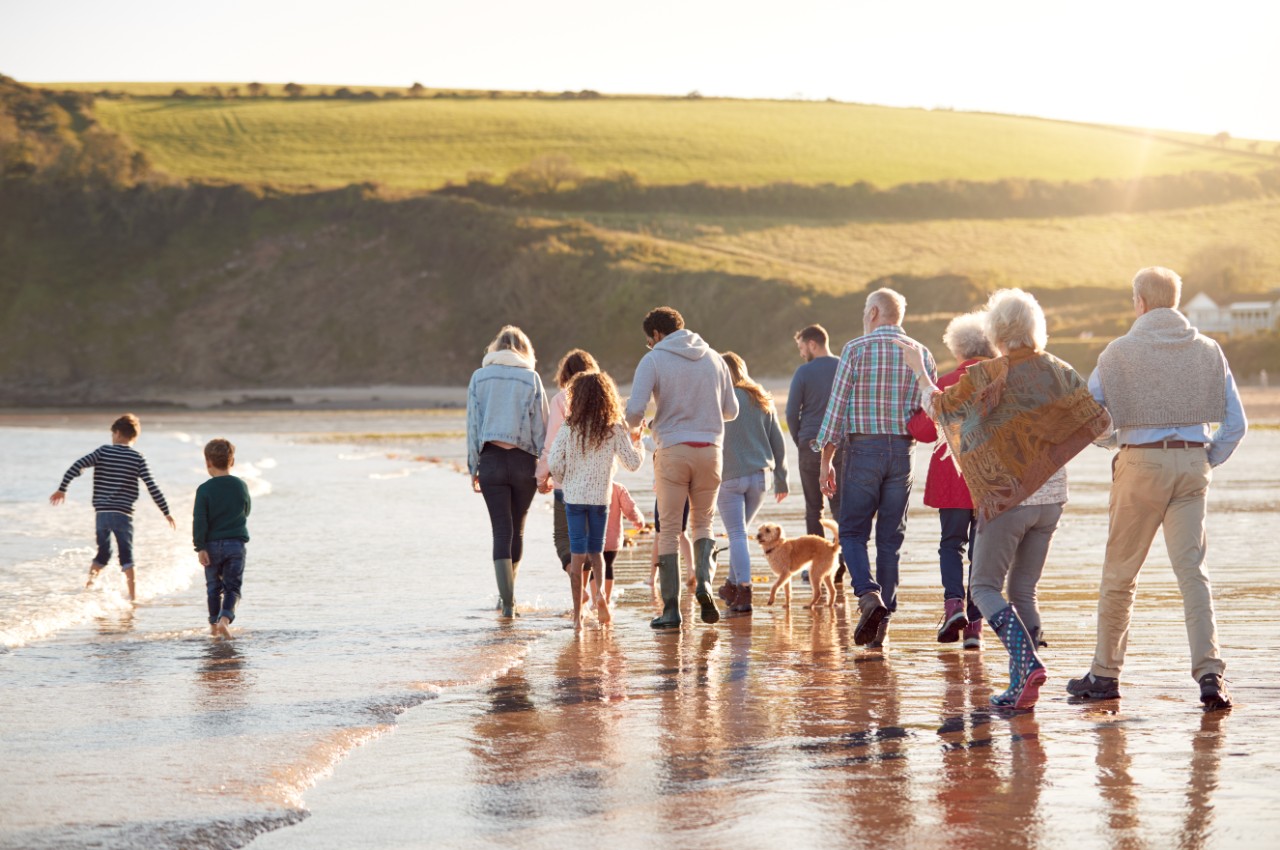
466;325;549;617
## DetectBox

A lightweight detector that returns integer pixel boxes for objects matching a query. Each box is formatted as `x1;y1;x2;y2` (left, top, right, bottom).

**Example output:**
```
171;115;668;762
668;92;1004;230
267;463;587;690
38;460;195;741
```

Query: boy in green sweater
194;438;251;638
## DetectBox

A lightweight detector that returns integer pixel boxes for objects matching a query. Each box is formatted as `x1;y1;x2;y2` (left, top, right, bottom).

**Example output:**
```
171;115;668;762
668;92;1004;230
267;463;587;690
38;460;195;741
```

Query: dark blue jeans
838;435;914;612
938;507;981;622
204;539;247;624
94;511;135;569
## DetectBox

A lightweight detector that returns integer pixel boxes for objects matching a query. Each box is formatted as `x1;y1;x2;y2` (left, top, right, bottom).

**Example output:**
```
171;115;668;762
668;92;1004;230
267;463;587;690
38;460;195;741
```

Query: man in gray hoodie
626;306;739;628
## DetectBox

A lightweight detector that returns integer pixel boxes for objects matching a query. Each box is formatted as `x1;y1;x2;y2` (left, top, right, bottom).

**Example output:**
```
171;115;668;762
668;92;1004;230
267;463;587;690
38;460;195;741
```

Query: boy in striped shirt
49;413;176;600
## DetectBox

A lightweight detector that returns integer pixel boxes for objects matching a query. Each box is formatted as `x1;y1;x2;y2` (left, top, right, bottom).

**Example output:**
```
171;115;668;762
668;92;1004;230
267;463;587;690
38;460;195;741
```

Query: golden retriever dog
755;520;841;608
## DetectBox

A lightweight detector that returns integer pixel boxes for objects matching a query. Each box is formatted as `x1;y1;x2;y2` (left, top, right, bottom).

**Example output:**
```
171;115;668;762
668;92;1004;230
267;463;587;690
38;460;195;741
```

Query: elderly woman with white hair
906;311;997;648
897;290;1110;709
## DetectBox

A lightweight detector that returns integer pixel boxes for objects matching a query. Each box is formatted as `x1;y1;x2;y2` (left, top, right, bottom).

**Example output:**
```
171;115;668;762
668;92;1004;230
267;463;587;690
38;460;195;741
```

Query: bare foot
597;596;612;625
85;567;102;589
210;624;218;636
573;615;583;633
215;617;232;639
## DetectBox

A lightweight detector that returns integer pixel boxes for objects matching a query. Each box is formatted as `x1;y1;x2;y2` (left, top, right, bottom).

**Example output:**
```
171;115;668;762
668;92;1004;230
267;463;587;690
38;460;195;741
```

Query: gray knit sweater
721;388;789;493
1095;308;1227;428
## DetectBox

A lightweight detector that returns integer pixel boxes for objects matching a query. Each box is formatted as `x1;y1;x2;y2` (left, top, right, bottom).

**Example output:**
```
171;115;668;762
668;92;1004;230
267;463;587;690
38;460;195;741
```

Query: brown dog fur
755;520;842;608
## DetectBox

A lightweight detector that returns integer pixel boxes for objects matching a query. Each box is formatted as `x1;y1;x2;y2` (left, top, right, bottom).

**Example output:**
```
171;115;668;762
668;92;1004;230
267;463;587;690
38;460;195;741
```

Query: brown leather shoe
717;579;737;604
730;583;753;615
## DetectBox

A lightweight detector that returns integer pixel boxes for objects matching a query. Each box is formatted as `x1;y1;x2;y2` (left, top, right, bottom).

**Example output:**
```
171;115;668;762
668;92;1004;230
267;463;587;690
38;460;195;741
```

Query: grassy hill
81;95;1272;191
3;76;1277;403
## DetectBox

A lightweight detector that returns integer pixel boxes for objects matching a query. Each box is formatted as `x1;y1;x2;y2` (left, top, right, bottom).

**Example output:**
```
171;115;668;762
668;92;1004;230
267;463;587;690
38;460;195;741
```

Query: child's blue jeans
94;511;135;570
564;503;607;554
204;539;247;624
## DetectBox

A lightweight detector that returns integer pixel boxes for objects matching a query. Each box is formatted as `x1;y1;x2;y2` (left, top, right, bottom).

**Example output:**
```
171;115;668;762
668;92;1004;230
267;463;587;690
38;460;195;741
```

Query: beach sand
2;408;1278;850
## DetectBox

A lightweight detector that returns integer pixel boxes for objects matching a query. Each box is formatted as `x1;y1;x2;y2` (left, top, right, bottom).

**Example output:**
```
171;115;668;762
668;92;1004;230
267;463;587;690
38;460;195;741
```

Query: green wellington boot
650;553;683;630
693;538;721;625
493;558;516;618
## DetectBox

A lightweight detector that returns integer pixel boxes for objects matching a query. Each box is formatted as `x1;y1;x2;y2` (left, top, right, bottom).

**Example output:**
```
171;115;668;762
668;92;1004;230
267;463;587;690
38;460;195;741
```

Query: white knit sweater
548;422;645;505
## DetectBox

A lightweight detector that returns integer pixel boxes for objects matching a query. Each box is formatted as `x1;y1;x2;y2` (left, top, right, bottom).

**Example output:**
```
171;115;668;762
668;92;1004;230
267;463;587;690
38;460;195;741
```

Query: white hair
866;288;906;324
942;311;997;361
1132;266;1182;310
984;289;1047;353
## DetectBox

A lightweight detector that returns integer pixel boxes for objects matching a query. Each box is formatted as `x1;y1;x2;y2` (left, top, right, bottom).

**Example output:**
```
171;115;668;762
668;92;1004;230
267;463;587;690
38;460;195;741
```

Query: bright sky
5;0;1278;139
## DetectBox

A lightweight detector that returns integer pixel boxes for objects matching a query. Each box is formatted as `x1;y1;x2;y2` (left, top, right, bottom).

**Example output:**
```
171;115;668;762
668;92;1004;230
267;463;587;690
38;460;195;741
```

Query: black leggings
478;444;538;562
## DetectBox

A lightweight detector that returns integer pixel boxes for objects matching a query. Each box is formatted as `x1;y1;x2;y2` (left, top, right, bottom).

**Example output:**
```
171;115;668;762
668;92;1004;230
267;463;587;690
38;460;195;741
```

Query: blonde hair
722;351;772;412
1132;266;1182;310
487;325;535;367
867;288;906;324
942;312;997;361
984;289;1047;353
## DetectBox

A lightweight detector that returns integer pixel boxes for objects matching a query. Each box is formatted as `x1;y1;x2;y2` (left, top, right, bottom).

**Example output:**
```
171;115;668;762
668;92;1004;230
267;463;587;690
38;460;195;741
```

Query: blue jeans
939;508;981;622
564;503;608;554
94;511;135;570
204;539;247;624
838;436;914;611
717;471;766;584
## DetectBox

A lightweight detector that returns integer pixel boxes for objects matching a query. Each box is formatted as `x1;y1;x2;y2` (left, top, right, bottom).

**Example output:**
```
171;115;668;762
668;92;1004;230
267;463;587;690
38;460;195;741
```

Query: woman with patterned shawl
897;290;1110;709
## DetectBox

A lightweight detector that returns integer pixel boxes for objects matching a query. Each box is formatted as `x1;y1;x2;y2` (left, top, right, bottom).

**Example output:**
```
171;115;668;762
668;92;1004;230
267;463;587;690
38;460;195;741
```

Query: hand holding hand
537;476;554;495
49;491;65;506
820;463;837;498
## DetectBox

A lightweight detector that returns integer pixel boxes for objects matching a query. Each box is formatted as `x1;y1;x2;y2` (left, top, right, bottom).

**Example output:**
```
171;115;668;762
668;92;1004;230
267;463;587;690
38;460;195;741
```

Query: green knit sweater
193;475;252;551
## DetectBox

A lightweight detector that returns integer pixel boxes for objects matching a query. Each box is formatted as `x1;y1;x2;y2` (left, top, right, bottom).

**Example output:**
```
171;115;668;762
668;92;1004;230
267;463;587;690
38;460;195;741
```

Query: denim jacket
466;350;549;476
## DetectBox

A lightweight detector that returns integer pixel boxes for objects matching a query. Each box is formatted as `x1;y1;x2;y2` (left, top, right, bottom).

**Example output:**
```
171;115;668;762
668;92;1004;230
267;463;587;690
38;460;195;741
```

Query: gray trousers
970;503;1063;634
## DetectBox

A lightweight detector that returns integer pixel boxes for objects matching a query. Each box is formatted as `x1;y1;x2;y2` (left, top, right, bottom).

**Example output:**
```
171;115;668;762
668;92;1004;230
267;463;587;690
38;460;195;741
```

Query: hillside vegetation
2;76;1277;404
88;96;1270;191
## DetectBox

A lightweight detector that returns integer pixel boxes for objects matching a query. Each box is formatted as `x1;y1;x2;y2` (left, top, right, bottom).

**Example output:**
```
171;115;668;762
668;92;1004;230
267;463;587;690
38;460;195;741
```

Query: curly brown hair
564;371;625;450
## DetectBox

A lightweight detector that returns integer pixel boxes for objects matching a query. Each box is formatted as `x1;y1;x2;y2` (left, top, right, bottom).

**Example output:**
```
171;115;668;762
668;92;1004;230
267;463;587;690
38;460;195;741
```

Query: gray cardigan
722;387;789;493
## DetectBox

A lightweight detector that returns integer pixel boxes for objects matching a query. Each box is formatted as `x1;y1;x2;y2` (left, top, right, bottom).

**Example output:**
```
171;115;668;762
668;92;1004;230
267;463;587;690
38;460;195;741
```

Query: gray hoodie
625;329;739;449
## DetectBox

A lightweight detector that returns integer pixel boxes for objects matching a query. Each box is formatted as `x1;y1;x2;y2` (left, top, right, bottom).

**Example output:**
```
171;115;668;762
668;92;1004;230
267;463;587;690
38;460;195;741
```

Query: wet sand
3;409;1277;850
248;423;1278;850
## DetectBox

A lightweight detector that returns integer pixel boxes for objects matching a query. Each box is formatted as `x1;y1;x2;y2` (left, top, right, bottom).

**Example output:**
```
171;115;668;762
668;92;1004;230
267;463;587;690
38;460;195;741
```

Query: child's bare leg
86;562;104;588
123;567;136;602
216;616;232;639
568;559;585;631
589;554;610;624
604;578;614;605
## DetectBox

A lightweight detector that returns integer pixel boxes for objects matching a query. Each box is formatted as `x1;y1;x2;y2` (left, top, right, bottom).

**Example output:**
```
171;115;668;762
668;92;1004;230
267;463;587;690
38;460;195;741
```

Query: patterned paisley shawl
932;347;1111;525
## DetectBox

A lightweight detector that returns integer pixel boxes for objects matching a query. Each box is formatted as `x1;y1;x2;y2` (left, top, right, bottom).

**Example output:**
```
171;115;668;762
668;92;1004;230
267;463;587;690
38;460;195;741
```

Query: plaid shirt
816;325;937;445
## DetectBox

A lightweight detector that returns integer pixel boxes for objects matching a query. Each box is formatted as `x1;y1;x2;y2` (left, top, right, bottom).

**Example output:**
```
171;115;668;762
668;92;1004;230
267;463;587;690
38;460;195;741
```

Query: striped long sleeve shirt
58;444;171;516
815;325;938;446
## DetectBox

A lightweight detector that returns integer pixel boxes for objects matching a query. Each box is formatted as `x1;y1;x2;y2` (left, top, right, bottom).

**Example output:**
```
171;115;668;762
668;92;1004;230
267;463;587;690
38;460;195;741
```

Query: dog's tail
820;519;840;550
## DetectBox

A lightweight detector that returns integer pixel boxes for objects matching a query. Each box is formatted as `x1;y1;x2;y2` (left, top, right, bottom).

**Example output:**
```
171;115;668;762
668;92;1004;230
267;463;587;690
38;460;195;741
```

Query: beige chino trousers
654;443;722;555
1090;446;1225;682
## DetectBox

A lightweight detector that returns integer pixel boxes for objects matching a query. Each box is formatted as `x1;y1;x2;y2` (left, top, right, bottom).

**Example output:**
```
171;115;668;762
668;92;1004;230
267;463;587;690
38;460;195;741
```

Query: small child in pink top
603;481;645;607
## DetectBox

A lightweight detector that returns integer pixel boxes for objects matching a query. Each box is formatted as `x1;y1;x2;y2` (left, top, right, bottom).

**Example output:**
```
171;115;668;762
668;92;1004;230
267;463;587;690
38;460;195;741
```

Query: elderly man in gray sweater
626;306;739;629
1068;266;1247;710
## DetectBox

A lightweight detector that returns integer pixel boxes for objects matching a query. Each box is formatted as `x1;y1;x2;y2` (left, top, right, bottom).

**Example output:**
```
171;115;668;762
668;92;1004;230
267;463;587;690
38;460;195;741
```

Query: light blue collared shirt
1088;363;1247;467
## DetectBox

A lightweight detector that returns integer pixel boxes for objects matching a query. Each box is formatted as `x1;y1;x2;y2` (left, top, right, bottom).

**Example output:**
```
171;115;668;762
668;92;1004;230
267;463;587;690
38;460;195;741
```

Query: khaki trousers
654;444;722;555
1091;446;1225;682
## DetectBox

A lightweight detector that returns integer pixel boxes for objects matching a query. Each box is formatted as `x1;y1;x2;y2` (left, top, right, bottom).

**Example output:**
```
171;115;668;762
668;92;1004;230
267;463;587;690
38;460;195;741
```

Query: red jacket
907;358;985;510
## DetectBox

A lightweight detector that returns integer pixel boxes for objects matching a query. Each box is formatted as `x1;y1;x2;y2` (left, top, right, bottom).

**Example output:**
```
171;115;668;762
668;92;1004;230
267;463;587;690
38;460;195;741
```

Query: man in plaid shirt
817;288;937;647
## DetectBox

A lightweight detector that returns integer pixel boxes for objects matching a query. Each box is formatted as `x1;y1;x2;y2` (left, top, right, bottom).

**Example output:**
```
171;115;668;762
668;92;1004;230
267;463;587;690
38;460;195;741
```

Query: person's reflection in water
1178;711;1226;850
992;711;1049;850
469;665;546;825
1093;719;1143;840
94;608;136;638
654;627;728;812
196;638;247;712
935;650;998;838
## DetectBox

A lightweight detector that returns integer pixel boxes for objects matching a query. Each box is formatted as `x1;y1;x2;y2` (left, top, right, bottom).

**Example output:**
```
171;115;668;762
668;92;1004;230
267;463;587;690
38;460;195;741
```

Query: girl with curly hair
548;371;645;631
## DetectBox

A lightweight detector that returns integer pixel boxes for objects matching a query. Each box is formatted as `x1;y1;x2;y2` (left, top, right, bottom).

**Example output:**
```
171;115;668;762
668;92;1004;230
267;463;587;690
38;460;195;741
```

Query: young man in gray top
786;324;845;583
625;306;739;629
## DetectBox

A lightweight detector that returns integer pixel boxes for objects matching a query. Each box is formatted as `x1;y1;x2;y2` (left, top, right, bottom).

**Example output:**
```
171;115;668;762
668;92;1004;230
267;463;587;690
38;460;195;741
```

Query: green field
581;199;1280;293
86;96;1270;191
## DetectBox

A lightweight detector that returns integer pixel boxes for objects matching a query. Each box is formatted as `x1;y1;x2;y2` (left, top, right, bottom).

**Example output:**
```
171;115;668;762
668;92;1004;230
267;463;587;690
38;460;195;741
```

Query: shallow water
2;413;1278;850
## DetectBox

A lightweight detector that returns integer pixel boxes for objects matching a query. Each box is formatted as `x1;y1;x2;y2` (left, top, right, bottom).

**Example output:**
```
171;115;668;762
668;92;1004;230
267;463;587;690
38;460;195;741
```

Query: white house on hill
1185;292;1280;335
